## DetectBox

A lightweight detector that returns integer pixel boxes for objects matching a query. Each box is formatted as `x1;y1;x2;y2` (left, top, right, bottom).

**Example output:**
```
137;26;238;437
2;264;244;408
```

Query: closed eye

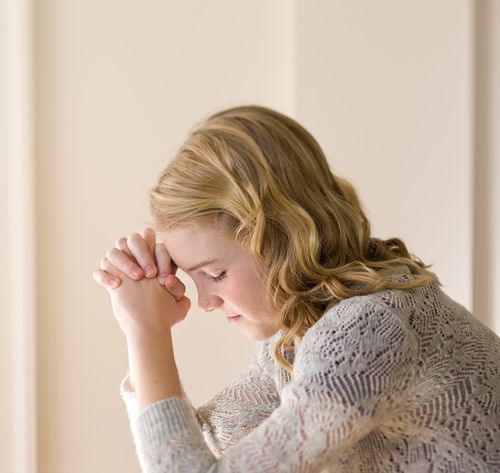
210;271;226;283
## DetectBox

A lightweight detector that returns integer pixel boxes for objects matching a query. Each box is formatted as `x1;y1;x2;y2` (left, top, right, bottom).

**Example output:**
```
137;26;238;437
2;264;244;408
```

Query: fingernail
110;278;120;288
132;268;143;278
158;275;166;285
165;274;176;285
145;265;157;278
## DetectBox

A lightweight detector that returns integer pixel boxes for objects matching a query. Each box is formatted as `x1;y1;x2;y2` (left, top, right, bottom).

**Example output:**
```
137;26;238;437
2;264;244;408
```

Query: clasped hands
93;227;191;338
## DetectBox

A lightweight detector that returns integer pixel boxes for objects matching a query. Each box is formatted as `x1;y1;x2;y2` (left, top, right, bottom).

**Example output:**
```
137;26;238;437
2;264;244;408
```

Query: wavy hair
150;105;439;373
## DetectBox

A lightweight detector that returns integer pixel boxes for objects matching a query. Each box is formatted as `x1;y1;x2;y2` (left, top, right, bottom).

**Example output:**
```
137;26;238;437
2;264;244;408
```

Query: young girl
94;105;500;472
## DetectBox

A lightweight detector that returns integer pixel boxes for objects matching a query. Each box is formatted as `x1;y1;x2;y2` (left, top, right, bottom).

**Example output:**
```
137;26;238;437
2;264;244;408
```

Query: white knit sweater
120;267;500;472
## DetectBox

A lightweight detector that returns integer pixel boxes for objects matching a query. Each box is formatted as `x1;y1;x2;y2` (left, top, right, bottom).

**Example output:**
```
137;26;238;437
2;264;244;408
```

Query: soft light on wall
1;1;498;472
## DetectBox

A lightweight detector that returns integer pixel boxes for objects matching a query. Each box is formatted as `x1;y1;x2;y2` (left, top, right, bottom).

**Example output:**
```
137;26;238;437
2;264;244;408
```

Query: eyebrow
187;258;218;272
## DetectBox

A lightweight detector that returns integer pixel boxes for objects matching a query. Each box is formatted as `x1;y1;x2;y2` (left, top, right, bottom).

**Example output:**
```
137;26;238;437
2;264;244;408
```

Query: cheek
223;276;257;305
222;279;243;302
235;276;265;306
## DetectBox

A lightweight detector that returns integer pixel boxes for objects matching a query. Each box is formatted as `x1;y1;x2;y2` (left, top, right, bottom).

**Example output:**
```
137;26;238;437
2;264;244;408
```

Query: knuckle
142;227;154;237
128;233;143;245
130;263;141;274
130;263;143;277
115;236;127;248
107;277;119;288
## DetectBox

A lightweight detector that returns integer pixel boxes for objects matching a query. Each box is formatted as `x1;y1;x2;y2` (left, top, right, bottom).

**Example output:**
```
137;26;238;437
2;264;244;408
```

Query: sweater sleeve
193;345;281;456
131;298;419;473
119;336;280;464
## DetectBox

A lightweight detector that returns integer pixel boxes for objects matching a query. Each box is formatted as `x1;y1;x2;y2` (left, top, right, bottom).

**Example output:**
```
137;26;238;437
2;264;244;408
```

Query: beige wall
1;1;499;472
34;1;292;472
298;0;474;310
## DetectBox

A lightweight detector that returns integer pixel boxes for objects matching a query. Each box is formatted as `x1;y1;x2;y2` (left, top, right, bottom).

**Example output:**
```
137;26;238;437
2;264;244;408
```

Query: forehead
159;222;239;269
161;221;228;245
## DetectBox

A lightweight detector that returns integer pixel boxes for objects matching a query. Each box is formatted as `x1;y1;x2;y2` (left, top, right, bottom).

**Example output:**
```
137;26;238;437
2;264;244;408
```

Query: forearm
126;328;183;413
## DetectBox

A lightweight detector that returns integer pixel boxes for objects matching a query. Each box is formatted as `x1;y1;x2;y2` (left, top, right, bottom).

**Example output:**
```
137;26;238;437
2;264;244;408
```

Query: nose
197;289;223;313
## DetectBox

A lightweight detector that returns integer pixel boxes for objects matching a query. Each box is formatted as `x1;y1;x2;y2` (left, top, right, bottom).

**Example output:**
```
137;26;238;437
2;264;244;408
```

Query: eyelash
210;271;226;283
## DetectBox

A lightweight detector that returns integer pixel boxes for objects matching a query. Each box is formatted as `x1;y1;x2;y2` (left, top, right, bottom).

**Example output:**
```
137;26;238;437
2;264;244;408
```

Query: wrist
125;327;183;411
125;322;172;346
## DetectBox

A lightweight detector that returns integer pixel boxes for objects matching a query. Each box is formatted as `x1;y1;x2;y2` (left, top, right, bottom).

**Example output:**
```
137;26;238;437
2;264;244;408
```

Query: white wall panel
1;1;37;472
474;0;500;332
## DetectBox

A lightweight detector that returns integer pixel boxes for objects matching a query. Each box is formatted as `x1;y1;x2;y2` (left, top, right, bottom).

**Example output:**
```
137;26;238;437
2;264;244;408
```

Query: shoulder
276;288;423;410
301;269;440;351
305;288;414;341
294;288;420;377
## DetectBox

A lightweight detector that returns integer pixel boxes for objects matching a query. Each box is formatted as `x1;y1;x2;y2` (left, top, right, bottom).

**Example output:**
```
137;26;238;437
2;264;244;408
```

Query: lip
225;315;242;323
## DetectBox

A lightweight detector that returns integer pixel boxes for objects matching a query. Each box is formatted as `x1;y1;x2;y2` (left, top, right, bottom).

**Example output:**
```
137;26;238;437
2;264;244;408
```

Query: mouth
225;314;242;323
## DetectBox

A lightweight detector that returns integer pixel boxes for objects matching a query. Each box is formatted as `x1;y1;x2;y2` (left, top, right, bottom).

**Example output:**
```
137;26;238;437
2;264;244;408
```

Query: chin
243;327;280;341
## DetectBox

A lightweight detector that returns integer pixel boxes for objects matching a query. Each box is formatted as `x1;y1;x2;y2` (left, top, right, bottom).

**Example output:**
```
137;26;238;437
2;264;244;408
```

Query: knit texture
120;267;500;472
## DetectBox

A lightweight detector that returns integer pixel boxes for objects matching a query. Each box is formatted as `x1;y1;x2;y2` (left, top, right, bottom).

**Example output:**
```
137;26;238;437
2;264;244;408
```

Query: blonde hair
150;105;439;373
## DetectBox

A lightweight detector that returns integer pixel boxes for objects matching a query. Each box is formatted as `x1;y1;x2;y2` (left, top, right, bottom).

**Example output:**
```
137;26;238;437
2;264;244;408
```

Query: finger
127;233;157;278
92;268;121;290
115;237;135;259
140;227;156;254
155;243;177;285
106;247;144;280
164;274;186;301
100;257;129;280
177;295;191;313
